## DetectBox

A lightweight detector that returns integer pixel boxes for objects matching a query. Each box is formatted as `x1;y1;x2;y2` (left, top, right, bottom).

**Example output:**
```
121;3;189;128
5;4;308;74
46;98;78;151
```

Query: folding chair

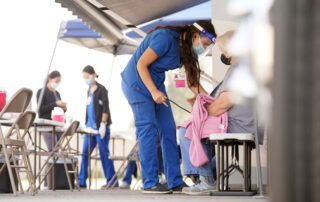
0;111;37;196
35;121;80;191
0;88;35;196
0;88;32;120
105;142;140;190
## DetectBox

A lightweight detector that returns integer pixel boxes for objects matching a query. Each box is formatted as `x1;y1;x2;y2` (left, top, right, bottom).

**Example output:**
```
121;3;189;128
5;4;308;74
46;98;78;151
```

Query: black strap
168;99;191;113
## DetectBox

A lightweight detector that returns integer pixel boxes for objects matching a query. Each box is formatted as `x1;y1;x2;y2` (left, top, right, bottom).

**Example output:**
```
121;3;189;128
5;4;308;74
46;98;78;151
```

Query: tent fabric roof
56;0;210;54
59;20;101;38
59;20;140;54
55;0;138;54
62;37;139;54
55;0;209;40
93;0;209;27
125;19;210;38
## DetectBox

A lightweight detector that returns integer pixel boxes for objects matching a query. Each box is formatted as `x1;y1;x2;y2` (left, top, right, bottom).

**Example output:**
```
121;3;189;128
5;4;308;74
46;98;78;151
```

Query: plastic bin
0;157;18;193
47;157;78;190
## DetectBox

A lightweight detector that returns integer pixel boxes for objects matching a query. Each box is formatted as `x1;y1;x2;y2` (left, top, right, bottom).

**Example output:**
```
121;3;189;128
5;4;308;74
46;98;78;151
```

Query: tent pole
36;36;60;114
107;54;116;90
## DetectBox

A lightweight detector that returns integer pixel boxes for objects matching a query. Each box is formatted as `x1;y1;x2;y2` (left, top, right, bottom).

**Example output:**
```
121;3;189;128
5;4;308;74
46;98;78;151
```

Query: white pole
36;37;60;114
107;54;116;90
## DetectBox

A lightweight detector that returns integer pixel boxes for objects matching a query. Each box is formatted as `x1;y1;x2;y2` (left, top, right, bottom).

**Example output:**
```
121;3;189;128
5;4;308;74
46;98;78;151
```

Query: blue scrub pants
123;161;136;185
122;83;183;189
78;126;117;187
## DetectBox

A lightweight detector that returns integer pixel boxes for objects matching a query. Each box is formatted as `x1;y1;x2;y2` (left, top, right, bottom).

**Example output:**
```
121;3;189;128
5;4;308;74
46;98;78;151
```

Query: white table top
0;118;65;127
209;133;255;141
77;126;99;135
36;125;100;135
1;118;134;137
0;119;15;125
34;118;65;127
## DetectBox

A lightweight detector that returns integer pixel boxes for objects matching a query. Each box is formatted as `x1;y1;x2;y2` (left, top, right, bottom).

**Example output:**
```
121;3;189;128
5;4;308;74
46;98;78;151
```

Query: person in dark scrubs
78;65;116;189
121;20;217;194
37;70;67;151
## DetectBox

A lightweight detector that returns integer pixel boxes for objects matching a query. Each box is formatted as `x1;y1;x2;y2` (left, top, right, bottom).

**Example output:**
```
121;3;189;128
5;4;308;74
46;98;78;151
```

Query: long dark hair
47;70;61;84
148;20;217;87
82;65;99;78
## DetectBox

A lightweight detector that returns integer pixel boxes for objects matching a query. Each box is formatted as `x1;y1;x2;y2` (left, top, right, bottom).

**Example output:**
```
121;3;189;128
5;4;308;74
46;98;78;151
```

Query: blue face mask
85;75;93;86
193;35;205;55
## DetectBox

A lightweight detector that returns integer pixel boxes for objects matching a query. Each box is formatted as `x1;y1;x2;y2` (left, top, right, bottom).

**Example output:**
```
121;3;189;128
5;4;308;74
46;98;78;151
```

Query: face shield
193;22;216;57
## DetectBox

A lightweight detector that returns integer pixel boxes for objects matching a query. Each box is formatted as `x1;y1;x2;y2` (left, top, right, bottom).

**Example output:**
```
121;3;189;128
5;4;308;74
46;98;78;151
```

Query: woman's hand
187;95;197;105
56;101;66;108
56;101;67;111
62;106;67;112
206;92;233;116
151;90;168;107
207;104;215;116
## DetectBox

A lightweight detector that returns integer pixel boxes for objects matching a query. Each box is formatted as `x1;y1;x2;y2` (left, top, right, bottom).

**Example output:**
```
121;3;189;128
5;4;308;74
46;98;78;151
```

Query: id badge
174;73;186;88
86;96;92;105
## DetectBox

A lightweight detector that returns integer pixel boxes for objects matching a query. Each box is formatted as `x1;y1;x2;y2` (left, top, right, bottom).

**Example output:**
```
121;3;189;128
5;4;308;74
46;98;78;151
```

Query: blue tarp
59;20;101;38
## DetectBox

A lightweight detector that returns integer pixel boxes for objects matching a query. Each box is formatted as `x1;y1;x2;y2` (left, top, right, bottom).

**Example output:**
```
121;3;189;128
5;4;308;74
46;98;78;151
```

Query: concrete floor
0;189;269;202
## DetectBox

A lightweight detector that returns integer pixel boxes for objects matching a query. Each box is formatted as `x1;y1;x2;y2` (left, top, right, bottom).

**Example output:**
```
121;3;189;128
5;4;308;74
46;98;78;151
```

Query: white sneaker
119;181;130;189
182;181;216;196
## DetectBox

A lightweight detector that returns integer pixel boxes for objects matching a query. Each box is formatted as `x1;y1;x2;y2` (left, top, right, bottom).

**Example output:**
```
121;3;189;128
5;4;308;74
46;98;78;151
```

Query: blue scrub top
121;29;181;103
86;93;97;130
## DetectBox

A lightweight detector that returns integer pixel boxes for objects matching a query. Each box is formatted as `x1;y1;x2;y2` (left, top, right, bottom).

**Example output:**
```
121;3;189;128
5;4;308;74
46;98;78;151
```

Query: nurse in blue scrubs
79;65;117;189
121;20;217;194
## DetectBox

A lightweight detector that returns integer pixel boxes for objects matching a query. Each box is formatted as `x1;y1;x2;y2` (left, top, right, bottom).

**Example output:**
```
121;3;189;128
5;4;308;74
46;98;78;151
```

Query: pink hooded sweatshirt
178;94;228;167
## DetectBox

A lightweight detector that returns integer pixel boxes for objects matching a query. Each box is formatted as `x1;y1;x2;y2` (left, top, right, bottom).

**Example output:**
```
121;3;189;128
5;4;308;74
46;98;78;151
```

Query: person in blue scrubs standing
121;20;217;194
79;65;117;189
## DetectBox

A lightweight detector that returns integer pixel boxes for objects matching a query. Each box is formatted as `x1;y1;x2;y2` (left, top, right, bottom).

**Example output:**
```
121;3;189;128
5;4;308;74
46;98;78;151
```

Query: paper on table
78;125;99;134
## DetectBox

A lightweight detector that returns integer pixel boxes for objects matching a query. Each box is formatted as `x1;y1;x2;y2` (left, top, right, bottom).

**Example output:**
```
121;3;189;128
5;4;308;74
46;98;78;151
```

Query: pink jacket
178;94;228;167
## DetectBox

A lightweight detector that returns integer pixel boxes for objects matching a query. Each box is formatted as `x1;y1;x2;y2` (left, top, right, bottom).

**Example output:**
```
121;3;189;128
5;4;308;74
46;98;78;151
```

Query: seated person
179;30;255;195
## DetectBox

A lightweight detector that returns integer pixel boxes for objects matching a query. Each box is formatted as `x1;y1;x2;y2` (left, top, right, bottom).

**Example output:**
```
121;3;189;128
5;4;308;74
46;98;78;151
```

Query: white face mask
51;80;60;89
